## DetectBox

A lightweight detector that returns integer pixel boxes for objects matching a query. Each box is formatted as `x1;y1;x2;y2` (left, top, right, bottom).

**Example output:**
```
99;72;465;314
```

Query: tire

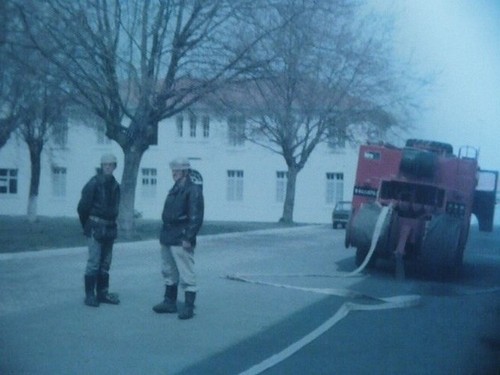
344;218;352;248
421;214;463;276
454;220;469;269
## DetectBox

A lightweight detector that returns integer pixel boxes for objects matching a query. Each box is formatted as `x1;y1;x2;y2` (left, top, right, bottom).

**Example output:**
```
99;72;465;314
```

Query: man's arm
183;185;204;246
77;178;95;228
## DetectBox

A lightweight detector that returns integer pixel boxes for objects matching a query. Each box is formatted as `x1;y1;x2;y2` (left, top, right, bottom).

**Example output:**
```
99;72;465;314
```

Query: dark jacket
160;175;204;247
77;173;120;236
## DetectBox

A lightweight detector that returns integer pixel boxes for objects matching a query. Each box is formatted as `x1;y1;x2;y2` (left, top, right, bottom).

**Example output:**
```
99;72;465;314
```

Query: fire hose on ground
224;205;419;375
224;204;499;374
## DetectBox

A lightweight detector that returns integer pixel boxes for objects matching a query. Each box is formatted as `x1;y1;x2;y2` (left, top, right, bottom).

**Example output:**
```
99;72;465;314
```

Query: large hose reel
348;203;393;267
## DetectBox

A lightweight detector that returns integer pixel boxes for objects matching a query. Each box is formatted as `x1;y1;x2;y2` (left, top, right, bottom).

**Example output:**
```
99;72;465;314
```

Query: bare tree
16;74;69;222
15;0;273;236
0;0;24;149
217;0;424;223
0;70;24;149
2;2;70;221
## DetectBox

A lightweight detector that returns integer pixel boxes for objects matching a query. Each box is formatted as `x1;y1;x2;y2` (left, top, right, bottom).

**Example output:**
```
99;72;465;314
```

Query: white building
0;110;359;223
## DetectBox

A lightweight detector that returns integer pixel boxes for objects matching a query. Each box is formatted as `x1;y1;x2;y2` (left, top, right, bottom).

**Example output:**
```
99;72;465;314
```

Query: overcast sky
381;0;500;172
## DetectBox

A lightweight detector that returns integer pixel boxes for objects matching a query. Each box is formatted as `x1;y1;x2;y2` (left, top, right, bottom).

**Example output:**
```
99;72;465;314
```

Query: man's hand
182;240;192;250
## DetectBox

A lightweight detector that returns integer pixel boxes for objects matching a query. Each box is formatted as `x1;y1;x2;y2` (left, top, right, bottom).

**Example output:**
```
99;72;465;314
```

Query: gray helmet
101;153;117;164
169;157;191;170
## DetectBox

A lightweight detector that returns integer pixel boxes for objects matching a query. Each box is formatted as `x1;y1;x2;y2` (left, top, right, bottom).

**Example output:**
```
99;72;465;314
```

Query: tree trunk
27;195;38;223
118;147;144;239
280;166;299;224
27;140;42;223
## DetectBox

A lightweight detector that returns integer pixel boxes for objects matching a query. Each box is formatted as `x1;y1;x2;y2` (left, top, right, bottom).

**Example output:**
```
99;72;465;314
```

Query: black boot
96;273;120;305
153;284;178;313
84;275;99;307
178;291;196;320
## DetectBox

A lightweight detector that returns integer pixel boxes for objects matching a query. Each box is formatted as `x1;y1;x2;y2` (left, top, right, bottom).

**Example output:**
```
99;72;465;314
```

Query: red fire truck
345;139;498;277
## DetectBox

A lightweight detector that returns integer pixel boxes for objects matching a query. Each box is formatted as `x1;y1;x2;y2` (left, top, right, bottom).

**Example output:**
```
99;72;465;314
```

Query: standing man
78;153;121;307
153;157;204;320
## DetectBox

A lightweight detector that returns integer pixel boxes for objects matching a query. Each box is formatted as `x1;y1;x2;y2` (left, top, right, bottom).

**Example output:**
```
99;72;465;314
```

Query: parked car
332;201;352;229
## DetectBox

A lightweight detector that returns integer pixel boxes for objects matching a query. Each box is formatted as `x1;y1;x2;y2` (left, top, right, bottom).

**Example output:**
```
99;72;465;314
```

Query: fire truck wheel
344;220;352;248
421;214;462;277
454;220;469;269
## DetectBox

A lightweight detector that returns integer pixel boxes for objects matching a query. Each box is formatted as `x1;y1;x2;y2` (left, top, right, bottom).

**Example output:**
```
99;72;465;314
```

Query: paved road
179;227;500;375
1;225;498;374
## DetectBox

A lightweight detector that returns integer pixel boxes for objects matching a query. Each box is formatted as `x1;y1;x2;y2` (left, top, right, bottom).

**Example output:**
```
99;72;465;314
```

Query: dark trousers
85;236;114;276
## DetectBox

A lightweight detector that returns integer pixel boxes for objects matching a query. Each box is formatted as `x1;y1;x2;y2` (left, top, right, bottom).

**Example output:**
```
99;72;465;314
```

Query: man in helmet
153;157;204;319
78;153;121;307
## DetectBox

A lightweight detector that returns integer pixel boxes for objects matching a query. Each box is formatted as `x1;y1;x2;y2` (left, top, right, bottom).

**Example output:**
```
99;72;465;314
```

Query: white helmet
101;153;117;164
169;157;191;170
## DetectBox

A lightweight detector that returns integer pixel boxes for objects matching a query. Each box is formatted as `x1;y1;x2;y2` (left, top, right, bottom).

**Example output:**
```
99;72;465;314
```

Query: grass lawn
0;215;298;253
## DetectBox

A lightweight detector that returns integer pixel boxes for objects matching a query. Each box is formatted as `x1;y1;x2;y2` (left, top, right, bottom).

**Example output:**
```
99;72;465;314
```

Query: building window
227;116;245;146
326;172;344;204
141;168;157;198
276;171;288;203
97;124;111;144
202;116;210;138
227;170;244;201
51;167;67;197
53;123;68;147
189;114;197;138
176;115;184;137
0;168;18;194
